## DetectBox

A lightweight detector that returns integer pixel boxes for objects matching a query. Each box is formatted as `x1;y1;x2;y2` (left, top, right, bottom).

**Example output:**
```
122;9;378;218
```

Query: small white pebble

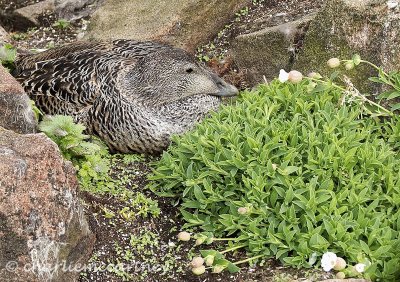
388;0;398;9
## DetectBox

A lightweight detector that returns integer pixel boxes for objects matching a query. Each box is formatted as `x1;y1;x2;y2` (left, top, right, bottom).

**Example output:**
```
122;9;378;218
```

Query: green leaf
193;185;207;202
227;262;241;273
390;103;400;111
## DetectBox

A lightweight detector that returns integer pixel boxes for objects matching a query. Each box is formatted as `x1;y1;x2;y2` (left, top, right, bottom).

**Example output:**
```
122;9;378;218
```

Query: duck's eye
185;68;194;73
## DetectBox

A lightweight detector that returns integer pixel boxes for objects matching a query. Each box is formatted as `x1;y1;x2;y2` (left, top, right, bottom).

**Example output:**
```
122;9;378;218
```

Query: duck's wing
14;41;145;116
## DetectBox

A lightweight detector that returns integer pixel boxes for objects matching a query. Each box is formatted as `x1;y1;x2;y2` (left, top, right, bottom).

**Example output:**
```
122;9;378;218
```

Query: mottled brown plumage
14;40;238;153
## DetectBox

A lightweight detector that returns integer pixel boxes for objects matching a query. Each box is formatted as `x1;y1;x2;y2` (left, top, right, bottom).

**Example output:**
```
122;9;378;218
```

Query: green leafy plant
149;77;400;280
0;43;16;70
52;19;71;30
39;115;160;212
11;32;27;41
39;115;114;192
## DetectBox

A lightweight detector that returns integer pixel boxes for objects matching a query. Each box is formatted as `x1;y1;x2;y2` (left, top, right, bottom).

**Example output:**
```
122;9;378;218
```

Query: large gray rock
0;127;95;282
0;65;37;134
0;25;10;44
293;0;400;93
13;0;55;27
231;14;315;84
55;0;104;21
86;0;251;51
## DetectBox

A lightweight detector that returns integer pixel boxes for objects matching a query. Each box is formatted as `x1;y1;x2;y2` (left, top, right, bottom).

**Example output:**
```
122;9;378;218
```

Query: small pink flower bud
237;207;248;214
177;231;191;241
192;265;206;275
288;70;303;83
327;58;340;68
190;257;204;268
333;257;347;270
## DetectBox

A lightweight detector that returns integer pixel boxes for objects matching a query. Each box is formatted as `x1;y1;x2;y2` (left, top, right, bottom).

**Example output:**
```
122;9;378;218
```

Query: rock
0;65;37;134
0;25;10;44
55;0;104;22
86;0;251;51
231;14;315;84
13;0;55;27
0;127;95;282
293;0;400;93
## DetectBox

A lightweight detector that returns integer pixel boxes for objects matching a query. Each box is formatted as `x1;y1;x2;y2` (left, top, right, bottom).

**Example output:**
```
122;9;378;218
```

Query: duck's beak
212;74;239;97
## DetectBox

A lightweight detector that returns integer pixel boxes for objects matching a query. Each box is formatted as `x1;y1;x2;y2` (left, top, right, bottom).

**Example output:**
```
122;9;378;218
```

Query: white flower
279;69;289;83
321;252;337;272
387;0;398;9
355;263;366;273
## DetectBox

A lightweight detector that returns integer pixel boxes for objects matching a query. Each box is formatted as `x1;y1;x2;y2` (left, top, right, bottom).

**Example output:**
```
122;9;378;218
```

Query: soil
1;0;333;281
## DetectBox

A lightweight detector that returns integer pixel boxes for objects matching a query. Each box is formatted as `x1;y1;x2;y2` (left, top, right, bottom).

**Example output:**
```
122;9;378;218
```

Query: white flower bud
177;231;191;241
327;58;341;68
308;72;322;79
212;265;225;273
205;255;214;266
192;265;206;275
333;257;347;270
336;272;346;279
190;257;204;268
237;207;248;214
288;70;303;83
345;61;354;70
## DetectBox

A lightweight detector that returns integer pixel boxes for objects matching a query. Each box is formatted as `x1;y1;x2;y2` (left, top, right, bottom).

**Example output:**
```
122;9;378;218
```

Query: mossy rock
231;14;315;84
294;0;400;95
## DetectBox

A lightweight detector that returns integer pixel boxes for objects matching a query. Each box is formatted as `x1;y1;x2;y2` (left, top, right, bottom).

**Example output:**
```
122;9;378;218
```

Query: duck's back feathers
15;40;166;116
14;39;238;154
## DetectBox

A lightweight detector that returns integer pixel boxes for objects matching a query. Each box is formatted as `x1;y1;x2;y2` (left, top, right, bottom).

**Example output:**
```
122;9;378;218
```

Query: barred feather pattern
14;40;236;153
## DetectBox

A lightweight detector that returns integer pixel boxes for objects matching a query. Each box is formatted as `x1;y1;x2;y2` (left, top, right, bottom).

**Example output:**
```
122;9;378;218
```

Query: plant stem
308;77;393;116
213;238;239;241
220;244;247;254
360;60;388;76
308;77;346;92
364;98;393;116
233;254;265;265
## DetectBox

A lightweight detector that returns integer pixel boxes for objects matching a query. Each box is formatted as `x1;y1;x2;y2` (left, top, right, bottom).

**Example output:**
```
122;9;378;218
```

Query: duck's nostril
217;81;224;87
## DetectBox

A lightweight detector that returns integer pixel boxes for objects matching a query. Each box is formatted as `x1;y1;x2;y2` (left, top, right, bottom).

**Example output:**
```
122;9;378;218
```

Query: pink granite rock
0;127;95;281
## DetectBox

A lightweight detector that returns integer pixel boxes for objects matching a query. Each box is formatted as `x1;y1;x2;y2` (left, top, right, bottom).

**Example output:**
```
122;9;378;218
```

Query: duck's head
123;47;238;106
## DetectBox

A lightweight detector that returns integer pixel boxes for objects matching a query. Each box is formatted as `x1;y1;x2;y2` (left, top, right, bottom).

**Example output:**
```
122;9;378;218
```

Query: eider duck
14;40;238;154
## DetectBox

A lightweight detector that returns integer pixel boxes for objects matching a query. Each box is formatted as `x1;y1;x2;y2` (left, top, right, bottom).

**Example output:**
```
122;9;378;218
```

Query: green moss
293;0;383;94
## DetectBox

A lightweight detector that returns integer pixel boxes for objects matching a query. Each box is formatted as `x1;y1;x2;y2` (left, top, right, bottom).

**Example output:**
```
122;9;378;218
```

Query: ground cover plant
0;43;16;70
149;57;400;281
